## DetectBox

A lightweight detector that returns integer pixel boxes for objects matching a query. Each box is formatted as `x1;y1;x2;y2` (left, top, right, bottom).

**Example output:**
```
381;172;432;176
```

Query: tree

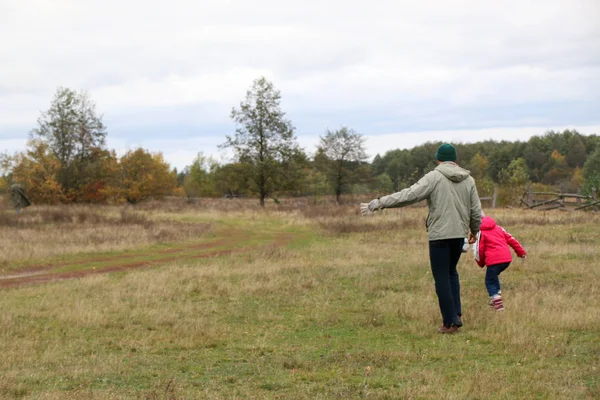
584;134;600;155
372;173;393;195
372;154;385;175
77;148;120;203
0;152;14;194
182;153;217;200
498;157;530;206
380;149;413;191
31;87;107;194
523;136;549;182
465;152;489;181
316;127;369;204
182;174;202;201
566;135;588;168
303;166;329;200
11;140;64;203
174;167;186;187
499;158;530;187
221;77;301;207
276;148;310;196
568;167;585;191
488;142;523;183
116;148;176;204
213;163;250;197
0;176;7;195
542;150;571;185
583;147;600;196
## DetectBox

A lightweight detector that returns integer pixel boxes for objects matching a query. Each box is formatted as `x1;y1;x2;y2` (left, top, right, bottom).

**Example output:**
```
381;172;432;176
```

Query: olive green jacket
378;162;482;241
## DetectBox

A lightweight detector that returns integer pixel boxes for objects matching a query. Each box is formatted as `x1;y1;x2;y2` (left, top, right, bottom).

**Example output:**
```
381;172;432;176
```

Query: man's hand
468;233;477;244
360;203;372;216
360;199;381;216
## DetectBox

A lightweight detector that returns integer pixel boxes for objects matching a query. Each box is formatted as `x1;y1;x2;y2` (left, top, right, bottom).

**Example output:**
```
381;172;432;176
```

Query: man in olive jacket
361;143;481;333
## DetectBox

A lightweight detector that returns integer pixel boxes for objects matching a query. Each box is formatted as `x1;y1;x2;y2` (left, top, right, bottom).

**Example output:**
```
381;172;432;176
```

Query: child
473;215;526;311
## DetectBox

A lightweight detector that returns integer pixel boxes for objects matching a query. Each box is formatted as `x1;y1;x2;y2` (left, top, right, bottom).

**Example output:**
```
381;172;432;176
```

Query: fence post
527;186;534;208
593;187;598;212
492;186;498;208
577;187;582;206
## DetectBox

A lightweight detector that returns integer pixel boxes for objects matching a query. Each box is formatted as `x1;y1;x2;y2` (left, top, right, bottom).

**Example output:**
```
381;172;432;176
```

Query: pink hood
481;216;497;231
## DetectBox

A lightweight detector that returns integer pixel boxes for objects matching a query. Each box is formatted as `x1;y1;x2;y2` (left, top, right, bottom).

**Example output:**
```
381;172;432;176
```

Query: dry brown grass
0;201;598;398
0;205;212;265
136;194;383;214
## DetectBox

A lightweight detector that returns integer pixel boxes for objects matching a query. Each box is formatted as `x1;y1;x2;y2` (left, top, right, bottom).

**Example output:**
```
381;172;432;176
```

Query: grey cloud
1;0;599;169
0;85;35;96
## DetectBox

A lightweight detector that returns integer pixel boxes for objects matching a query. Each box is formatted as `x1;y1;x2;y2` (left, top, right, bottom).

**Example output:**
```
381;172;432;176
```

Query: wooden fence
480;186;498;208
520;187;599;211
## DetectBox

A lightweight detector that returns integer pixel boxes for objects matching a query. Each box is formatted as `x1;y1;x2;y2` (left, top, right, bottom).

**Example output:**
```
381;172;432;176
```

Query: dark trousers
429;238;463;327
485;262;510;297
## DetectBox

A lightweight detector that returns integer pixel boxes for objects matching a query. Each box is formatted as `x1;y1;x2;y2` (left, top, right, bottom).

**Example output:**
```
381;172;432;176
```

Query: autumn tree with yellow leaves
115;148;176;204
1;88;178;205
11;140;65;203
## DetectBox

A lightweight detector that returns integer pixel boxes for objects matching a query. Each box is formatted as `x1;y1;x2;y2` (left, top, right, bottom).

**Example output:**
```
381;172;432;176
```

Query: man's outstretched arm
361;172;436;215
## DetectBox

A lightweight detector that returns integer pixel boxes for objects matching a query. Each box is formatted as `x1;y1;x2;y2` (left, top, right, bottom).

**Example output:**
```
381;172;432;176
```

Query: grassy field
0;200;598;399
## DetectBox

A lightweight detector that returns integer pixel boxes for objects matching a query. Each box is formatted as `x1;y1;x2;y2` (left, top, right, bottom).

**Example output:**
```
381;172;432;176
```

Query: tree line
1;78;599;207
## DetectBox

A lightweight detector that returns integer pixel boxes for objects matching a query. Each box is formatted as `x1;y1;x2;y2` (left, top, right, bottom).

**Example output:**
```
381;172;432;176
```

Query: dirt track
0;231;294;289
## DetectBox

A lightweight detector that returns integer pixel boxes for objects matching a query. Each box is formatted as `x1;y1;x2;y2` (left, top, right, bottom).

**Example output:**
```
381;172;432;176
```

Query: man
361;143;481;333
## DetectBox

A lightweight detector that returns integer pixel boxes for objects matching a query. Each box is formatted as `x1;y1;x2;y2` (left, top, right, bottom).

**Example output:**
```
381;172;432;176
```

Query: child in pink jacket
473;215;526;311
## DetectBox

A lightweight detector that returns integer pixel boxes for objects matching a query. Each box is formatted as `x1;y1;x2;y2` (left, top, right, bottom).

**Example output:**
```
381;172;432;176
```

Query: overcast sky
1;0;599;170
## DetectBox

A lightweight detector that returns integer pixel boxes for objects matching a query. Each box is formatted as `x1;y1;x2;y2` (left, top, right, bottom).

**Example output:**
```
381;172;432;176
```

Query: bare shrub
119;209;154;228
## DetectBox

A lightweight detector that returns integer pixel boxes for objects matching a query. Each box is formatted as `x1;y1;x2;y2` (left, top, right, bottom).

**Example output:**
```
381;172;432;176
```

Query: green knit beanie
435;143;457;162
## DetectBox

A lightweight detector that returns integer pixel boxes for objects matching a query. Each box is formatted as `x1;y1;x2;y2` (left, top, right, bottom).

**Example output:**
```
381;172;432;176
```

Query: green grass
0;207;598;399
1;210;313;277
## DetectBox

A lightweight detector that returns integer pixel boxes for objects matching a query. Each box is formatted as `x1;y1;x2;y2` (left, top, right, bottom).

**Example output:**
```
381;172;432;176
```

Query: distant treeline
175;129;600;206
371;130;600;194
1;82;599;207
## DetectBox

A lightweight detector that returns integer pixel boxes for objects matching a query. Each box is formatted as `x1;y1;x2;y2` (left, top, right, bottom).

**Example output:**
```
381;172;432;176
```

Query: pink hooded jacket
474;216;526;268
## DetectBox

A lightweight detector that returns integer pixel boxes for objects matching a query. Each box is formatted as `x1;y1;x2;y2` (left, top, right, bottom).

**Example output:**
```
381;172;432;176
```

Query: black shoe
454;315;463;328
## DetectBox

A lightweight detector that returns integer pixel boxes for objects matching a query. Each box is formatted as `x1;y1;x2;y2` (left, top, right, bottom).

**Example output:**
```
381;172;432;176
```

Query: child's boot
491;294;504;311
488;290;502;308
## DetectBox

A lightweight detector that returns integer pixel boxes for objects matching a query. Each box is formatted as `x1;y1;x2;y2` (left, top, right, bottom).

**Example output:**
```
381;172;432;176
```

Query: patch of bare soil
0;232;295;289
